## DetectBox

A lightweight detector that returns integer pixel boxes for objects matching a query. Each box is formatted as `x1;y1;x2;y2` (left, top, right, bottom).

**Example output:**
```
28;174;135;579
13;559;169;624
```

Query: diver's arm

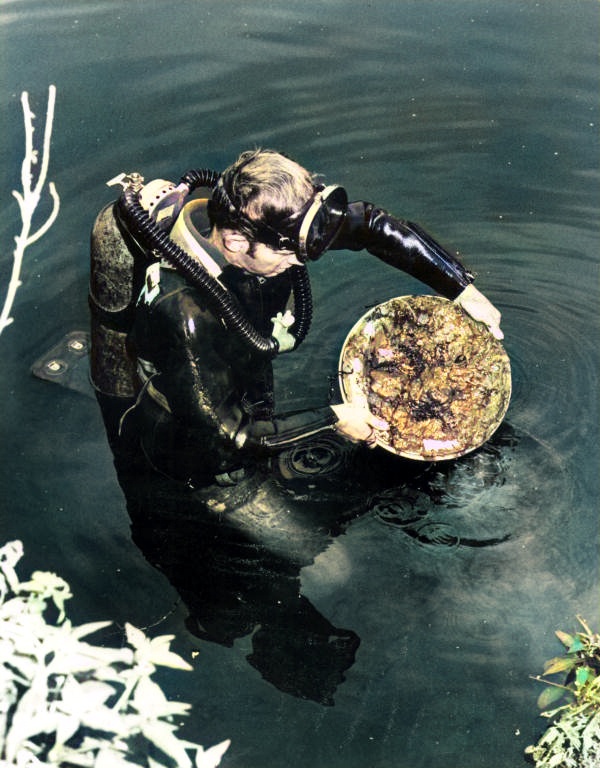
139;280;388;453
235;407;338;449
238;403;389;450
331;202;472;298
331;201;502;335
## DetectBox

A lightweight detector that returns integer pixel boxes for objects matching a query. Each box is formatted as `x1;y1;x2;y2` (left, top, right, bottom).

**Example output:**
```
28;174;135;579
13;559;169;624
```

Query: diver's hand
454;284;504;340
271;310;296;352
331;403;389;449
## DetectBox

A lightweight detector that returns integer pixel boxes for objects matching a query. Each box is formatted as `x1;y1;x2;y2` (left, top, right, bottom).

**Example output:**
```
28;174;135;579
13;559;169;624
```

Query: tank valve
106;172;145;191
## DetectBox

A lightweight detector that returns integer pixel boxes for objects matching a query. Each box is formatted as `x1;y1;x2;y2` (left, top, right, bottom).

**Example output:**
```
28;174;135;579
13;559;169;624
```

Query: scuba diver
89;148;509;705
90;148;503;489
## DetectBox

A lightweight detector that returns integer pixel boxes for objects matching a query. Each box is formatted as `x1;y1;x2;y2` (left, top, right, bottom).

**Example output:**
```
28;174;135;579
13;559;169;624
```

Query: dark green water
1;2;598;766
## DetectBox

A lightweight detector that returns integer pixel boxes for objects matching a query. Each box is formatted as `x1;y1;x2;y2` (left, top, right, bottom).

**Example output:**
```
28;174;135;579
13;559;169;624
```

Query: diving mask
210;180;348;262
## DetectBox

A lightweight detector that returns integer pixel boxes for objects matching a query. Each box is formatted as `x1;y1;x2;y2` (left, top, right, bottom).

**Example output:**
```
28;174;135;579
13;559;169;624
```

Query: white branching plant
0;540;230;768
0;85;60;336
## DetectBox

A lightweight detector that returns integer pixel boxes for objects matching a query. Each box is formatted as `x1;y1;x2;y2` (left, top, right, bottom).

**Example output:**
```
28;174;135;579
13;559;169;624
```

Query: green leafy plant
525;616;600;768
0;540;229;767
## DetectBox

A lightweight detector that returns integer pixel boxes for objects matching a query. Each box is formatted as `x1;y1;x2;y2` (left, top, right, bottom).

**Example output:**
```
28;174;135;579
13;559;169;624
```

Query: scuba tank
89;170;314;398
89;173;145;398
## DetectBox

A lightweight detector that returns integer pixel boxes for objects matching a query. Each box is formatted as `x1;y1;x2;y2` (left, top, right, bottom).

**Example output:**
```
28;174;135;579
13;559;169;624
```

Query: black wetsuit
127;201;473;488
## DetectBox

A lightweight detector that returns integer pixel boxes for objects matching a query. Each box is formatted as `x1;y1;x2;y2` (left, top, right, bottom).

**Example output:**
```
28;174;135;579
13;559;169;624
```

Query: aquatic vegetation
0;540;229;768
0;86;60;336
525;616;600;767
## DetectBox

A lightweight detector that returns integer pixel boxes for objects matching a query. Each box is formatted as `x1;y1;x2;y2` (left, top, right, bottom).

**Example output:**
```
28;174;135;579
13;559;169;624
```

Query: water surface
0;2;598;766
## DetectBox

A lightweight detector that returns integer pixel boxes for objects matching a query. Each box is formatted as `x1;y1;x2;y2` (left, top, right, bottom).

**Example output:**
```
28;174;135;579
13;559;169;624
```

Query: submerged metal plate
30;331;94;397
338;296;511;461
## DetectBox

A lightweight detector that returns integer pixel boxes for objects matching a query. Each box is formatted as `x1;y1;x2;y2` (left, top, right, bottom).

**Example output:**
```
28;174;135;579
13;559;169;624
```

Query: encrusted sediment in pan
339;296;511;460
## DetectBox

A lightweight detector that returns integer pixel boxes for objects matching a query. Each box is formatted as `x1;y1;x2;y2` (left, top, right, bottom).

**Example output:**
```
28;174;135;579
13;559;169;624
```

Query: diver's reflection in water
100;395;519;705
111;432;372;707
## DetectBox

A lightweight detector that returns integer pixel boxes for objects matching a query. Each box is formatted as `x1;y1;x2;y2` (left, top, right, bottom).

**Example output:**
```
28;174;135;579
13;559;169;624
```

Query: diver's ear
221;230;250;254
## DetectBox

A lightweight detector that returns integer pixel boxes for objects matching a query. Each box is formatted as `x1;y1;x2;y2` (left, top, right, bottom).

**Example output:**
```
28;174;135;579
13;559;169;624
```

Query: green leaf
0;675;18;710
195;739;231;768
78;734;129;755
132;674;192;719
148;757;171;768
80;704;137;735
125;623;192;671
555;630;575;648
2;647;39;684
53;713;81;747
95;745;141;768
569;636;585;653
0;540;24;592
20;570;73;621
1;597;49;628
4;685;58;762
125;622;148;651
46;628;134;675
576;666;591;686
59;676;116;714
148;637;193;671
537;685;566;710
543;656;576;675
50;746;100;767
70;620;113;640
547;753;568;768
582;710;600;755
141;719;193;768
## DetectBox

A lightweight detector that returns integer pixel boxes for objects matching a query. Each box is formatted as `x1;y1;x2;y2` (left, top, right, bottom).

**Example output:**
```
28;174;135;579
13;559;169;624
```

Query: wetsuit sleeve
330;201;474;299
238;408;338;450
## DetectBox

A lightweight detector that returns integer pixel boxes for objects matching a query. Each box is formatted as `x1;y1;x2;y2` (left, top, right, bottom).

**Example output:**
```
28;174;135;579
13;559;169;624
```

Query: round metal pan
338;295;511;460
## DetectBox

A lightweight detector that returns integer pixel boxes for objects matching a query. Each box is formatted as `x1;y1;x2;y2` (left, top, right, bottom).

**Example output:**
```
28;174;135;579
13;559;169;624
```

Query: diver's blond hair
222;149;314;223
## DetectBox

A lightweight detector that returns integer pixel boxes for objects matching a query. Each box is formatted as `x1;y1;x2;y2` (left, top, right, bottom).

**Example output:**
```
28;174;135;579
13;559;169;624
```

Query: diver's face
242;242;303;277
214;228;303;277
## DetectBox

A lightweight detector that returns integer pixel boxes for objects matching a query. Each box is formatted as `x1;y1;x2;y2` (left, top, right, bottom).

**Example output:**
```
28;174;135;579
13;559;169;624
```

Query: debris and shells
338;295;511;460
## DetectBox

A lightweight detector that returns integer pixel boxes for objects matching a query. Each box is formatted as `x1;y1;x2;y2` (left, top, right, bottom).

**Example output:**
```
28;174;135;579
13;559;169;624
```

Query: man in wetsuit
125;149;503;488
